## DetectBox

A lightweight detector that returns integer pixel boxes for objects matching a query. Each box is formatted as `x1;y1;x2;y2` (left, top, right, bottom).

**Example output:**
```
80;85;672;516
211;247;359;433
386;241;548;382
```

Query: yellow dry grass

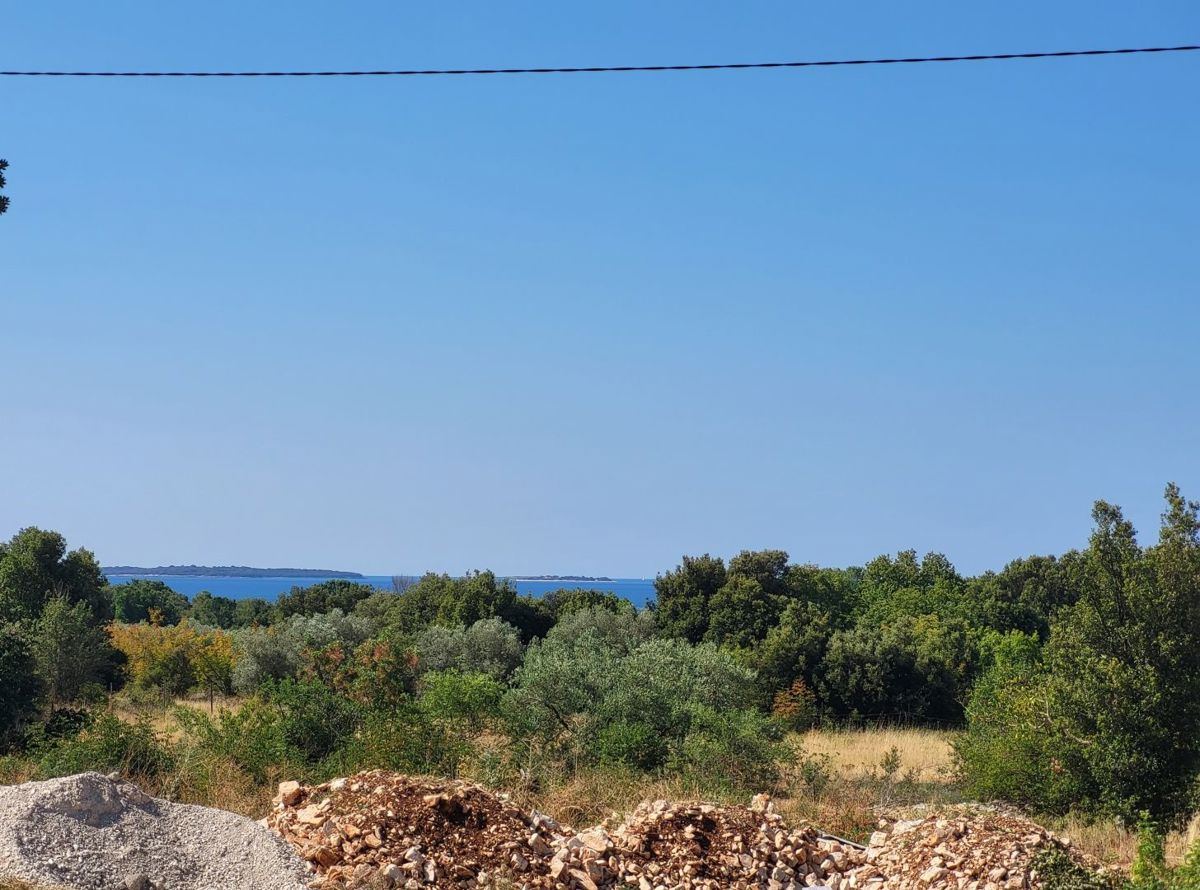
111;693;246;739
1045;812;1200;869
798;726;956;783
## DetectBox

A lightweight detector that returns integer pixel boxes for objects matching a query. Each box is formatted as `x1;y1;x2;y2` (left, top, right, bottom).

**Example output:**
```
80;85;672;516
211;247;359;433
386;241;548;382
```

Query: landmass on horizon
507;574;615;582
102;565;365;579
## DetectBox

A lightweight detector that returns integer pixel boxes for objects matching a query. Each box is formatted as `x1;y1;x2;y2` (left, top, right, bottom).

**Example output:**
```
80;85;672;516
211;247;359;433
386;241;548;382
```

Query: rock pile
0;772;308;890
265;772;863;889
584;798;864;890
849;809;1103;890
266;772;561;888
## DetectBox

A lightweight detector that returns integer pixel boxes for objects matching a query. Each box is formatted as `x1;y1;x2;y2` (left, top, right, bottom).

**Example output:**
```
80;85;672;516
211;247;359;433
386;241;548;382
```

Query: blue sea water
104;574;658;609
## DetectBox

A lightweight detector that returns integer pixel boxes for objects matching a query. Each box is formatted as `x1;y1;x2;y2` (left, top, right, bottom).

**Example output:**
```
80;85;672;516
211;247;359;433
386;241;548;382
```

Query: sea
104;575;658;609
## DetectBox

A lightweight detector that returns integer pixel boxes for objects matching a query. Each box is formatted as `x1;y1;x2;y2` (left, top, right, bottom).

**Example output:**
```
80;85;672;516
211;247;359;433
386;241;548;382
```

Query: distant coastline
507;574;615;582
102;565;365;579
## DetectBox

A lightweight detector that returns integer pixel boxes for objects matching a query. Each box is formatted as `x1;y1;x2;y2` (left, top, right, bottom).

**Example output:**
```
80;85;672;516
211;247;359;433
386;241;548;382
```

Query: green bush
590;721;666;771
335;705;474;778
670;705;783;792
417;618;524;678
174;699;292;783
262;678;362;763
1032;846;1120;890
36;713;174;780
420;670;504;730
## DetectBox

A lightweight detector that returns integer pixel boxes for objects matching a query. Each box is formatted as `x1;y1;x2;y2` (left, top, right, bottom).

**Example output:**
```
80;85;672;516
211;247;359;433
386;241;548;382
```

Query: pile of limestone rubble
855;809;1112;890
264;771;1108;890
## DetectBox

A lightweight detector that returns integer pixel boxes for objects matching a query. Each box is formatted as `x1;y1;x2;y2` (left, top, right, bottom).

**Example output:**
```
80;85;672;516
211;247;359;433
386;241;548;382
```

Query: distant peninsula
102;565;365;579
508;574;615;582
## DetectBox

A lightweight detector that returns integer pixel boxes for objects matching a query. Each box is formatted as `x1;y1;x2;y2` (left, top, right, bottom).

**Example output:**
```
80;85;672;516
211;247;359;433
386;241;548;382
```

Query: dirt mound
266;774;862;889
0;772;308;890
849;808;1106;890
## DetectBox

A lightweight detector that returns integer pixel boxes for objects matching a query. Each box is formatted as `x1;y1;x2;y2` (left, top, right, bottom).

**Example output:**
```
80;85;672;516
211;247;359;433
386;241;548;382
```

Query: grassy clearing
798;726;956;783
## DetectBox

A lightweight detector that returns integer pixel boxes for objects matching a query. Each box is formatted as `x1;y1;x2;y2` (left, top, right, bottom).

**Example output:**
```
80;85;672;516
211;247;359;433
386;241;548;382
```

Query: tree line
1;483;1199;830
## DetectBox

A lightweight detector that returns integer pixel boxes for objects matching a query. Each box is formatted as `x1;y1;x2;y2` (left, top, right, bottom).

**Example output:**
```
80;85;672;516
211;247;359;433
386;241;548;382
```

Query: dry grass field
798;726;956;783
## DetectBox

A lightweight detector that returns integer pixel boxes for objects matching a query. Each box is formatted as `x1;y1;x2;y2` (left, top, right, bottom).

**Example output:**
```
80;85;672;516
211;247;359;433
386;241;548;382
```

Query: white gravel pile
0;772;310;890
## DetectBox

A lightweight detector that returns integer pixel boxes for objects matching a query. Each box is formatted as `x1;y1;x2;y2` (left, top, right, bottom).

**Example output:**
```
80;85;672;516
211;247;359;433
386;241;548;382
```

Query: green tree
819;613;975;723
958;486;1200;827
1041;488;1200;825
0;527;108;622
727;549;791;597
704;576;784;650
0;623;38;747
653;554;727;643
750;599;835;695
188;591;237;629
963;554;1081;638
33;596;111;706
543;605;657;655
110;579;188;625
417;617;524;678
274;579;377;619
858;550;965;623
541;587;631;620
0;159;8;215
232;597;274;628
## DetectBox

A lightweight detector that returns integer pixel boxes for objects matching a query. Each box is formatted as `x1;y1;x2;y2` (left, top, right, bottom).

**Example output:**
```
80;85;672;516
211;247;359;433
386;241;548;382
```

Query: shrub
36;713;174;781
337;705;473;779
108;622;234;698
420;671;504;730
953;643;1086;814
417;618;524;678
1032;846;1120;890
262;678;361;763
323;636;417;711
33;597;110;706
670;704;784;792
175;699;292;783
771;679;818;730
231;624;303;693
505;633;764;774
590;721;666;771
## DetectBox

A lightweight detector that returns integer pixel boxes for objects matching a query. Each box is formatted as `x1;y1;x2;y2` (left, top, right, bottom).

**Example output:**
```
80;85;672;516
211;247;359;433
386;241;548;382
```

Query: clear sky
2;2;1197;578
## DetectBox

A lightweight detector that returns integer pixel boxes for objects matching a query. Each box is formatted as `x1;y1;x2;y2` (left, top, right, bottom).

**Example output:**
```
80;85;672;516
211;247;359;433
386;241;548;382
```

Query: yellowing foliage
108;622;235;698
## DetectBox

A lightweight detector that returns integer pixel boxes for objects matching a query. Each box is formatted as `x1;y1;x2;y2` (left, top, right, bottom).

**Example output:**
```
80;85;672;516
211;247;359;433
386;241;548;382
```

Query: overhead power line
2;44;1198;78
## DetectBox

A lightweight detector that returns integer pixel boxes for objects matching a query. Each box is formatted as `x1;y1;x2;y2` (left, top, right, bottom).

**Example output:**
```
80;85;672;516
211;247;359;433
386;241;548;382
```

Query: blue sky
2;2;1197;577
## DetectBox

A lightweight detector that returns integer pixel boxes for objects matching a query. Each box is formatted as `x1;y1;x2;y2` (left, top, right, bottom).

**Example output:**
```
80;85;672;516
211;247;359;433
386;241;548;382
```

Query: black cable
2;44;1197;78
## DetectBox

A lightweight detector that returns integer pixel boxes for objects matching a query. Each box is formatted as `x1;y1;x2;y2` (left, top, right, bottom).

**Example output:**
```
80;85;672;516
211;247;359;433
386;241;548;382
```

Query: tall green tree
654;554;727;643
959;485;1200;827
110;578;189;624
704;576;783;650
0;527;108;622
33;596;111;706
1045;487;1200;825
